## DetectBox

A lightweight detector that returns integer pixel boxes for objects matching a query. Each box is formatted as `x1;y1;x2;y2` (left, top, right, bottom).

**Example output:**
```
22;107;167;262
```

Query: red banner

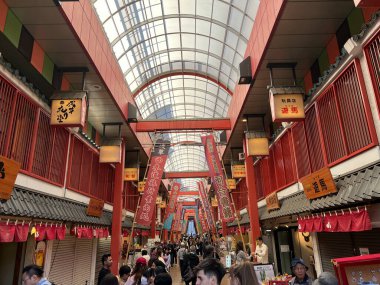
198;181;215;233
56;225;66;240
0;223;15;242
172;203;183;232
165;182;181;220
199;209;208;232
135;141;170;226
201;135;234;223
15;224;29;242
298;210;372;233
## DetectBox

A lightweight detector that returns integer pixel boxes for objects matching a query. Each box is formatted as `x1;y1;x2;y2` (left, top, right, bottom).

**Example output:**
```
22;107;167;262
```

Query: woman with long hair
126;257;148;285
235;241;248;265
229;262;260;285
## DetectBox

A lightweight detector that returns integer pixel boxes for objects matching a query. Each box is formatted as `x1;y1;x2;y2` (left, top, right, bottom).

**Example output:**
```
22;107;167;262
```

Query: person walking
230;262;260;285
183;245;200;285
235;241;248;265
177;242;187;278
194;258;226;285
98;254;113;285
22;264;51;285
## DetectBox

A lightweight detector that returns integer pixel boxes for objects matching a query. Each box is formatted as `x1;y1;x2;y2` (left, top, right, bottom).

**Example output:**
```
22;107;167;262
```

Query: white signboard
254;264;275;282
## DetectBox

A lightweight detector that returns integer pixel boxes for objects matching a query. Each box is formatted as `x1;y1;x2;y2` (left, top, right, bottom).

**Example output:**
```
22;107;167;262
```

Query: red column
222;222;228;237
111;139;125;274
243;138;260;252
150;205;156;238
163;230;168;241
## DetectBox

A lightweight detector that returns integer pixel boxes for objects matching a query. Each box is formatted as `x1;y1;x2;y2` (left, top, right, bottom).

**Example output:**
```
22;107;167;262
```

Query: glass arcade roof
93;0;259;197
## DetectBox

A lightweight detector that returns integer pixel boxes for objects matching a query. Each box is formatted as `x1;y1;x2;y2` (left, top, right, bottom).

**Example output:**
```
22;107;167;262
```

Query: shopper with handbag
183;245;200;285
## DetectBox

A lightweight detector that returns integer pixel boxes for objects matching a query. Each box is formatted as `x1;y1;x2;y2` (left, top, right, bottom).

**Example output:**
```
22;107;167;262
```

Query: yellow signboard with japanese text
227;179;236;190
138;181;145;192
124;168;139;181
300;167;337;200
0;156;21;200
270;92;305;122
50;93;87;128
231;165;246;178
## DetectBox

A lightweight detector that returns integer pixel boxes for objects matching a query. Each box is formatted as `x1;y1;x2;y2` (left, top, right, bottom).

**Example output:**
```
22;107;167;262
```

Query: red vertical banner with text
201;135;235;223
172;203;183;232
164;182;181;220
135;141;170;226
198;181;215;233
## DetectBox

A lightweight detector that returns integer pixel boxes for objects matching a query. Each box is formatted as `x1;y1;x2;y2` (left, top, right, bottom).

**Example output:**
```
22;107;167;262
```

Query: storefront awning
0;187;113;225
259;163;380;220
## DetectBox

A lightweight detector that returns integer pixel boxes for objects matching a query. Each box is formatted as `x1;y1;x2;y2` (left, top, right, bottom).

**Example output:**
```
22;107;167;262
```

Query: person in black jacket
183;245;200;285
98;254;113;285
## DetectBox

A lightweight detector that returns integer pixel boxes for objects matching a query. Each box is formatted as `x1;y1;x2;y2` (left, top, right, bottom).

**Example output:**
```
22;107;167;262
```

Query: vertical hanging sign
201;135;235;223
172;203;183;232
198;181;215;233
164;182;181;220
135;140;170;226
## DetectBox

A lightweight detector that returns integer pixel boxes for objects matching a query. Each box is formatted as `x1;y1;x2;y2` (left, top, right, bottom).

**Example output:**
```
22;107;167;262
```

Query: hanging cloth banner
163;213;174;230
172;204;183;232
0;222;15;242
201;135;235;223
298;209;372;233
199;209;208;232
135;140;170;226
195;207;202;235
164;182;181;220
198;181;215;233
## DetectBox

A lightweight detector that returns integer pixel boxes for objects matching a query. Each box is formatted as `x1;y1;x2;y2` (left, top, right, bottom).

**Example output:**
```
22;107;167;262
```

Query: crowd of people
20;235;339;285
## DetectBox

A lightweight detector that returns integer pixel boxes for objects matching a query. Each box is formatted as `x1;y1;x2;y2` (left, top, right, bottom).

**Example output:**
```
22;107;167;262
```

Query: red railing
0;73;115;202
255;60;377;201
67;136;115;203
364;30;380;115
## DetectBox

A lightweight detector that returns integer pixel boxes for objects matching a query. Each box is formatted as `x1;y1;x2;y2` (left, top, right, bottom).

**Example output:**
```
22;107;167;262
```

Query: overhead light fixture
244;115;269;157
99;123;123;163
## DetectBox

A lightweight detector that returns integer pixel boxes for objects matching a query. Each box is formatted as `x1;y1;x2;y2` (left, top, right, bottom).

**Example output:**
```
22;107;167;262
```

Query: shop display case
333;253;380;285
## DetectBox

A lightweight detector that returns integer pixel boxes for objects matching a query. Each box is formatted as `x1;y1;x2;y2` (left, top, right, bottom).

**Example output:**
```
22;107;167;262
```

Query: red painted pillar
150;205;156;238
222;222;228;237
111;139;125;274
163;230;168;241
243;138;261;252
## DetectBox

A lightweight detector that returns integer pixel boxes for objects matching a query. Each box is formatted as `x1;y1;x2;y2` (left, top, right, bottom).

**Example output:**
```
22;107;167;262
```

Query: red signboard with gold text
135;141;170;226
0;156;21;200
164;182;181;220
300;167;337;200
86;198;104;217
